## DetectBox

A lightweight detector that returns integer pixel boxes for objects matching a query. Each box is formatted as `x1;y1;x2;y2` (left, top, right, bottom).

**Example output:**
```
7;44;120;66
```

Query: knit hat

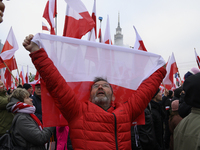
174;87;182;99
184;67;200;80
171;100;179;111
23;83;32;90
183;72;200;108
153;88;160;98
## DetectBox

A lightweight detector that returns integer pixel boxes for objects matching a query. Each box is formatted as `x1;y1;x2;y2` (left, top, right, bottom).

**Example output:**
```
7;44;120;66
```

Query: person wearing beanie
174;73;200;150
150;88;165;150
23;83;33;97
31;80;42;122
168;100;182;150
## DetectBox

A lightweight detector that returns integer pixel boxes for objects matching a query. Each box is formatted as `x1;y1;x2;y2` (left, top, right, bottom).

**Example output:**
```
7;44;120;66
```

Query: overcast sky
0;0;200;79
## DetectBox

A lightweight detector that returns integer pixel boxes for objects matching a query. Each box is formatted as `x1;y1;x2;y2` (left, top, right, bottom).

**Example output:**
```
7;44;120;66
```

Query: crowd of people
1;1;200;150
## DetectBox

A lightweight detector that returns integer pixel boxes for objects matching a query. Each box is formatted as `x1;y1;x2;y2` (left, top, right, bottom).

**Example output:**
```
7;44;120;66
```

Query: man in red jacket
23;34;166;150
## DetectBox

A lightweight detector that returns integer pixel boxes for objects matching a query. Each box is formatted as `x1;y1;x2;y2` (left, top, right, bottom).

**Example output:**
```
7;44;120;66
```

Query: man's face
0;80;5;92
90;81;113;109
0;0;5;23
35;85;41;96
155;90;162;102
27;87;33;95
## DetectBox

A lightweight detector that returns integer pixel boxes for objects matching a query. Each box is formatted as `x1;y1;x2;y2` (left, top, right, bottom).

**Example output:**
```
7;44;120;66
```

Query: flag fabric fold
32;33;165;127
42;22;50;32
194;49;200;69
133;26;147;51
162;53;178;90
63;0;95;39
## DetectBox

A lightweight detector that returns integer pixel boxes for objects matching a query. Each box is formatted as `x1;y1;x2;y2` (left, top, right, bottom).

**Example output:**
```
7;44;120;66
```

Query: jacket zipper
112;113;118;150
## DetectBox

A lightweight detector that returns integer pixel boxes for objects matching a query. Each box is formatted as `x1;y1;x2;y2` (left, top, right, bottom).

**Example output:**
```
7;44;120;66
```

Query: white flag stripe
32;33;165;90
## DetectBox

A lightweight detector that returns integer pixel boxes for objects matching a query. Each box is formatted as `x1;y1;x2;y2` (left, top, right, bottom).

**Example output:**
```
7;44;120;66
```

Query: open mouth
96;90;105;95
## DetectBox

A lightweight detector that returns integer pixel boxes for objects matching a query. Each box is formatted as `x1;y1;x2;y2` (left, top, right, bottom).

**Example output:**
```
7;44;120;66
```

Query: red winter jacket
30;48;166;150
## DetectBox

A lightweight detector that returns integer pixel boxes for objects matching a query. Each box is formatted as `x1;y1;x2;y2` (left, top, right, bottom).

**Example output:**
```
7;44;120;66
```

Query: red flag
103;15;113;45
43;0;56;35
34;71;40;81
63;0;95;39
19;66;26;85
25;65;29;83
87;0;96;41
0;27;18;69
133;26;147;51
163;53;178;90
194;49;200;69
4;68;11;90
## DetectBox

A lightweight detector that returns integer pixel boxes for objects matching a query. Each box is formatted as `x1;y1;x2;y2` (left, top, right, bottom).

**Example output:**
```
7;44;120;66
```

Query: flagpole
98;16;103;43
2;61;19;85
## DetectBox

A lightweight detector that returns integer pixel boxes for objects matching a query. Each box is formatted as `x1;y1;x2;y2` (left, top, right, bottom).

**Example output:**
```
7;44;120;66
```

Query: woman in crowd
6;88;55;150
168;100;182;150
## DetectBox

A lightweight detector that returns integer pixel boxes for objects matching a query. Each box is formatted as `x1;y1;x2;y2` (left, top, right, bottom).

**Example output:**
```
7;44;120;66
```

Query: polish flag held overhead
103;15;112;44
87;0;96;41
194;49;200;69
32;33;165;127
133;26;147;51
63;0;95;39
162;53;179;90
25;65;29;83
43;0;56;35
0;27;19;69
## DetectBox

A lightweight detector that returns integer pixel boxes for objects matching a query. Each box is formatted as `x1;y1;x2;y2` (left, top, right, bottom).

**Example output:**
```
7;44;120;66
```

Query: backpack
0;115;27;150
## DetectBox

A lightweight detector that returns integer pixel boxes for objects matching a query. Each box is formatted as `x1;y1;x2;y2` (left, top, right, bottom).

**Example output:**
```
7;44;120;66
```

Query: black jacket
150;100;165;150
131;104;156;150
31;92;42;122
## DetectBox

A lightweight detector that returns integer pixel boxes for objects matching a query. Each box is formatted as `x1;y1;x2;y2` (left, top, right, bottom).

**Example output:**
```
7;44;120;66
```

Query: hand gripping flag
32;33;165;127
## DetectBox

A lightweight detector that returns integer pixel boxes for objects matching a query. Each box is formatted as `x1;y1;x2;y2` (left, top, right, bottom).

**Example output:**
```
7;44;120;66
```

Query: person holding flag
23;34;166;149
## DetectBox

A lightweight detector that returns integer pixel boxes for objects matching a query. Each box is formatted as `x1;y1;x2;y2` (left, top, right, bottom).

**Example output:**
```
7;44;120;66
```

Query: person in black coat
131;103;156;150
150;89;165;150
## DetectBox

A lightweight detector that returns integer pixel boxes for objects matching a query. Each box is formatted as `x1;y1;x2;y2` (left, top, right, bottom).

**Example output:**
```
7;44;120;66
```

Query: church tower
114;13;123;46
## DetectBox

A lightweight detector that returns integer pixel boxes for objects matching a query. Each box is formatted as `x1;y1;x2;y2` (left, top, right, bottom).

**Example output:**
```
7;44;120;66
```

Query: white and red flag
63;0;95;39
25;65;29;83
32;33;165;127
43;0;57;35
34;71;40;81
0;27;18;69
194;49;200;69
15;71;19;88
162;53;178;90
87;0;96;41
0;69;5;84
42;22;50;32
133;26;147;51
103;15;112;44
19;66;26;86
